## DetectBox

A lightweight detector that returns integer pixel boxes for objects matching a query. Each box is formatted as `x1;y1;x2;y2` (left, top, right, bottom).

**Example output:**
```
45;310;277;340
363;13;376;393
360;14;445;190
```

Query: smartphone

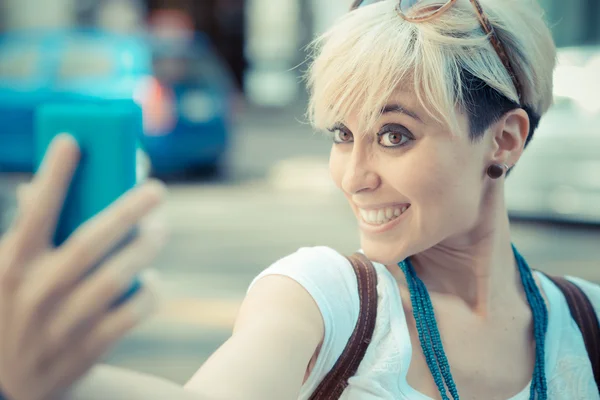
34;101;143;307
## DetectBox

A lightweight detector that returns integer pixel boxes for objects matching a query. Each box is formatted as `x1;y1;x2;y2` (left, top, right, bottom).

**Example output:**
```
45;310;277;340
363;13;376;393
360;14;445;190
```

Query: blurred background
0;0;598;387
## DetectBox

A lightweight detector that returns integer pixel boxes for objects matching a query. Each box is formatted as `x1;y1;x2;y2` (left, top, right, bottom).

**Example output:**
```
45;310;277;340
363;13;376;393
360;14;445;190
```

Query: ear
489;108;530;166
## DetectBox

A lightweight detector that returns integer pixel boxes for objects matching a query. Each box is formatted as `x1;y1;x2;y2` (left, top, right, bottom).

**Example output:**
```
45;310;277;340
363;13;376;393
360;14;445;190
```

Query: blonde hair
305;0;557;136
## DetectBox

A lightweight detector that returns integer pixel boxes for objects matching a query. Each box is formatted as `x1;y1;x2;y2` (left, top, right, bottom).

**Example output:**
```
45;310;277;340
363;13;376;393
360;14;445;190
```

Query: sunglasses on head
350;0;522;103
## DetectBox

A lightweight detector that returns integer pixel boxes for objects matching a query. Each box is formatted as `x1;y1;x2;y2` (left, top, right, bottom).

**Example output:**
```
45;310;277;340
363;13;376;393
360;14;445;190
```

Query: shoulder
255;246;354;275
248;246;361;312
247;247;365;379
566;276;600;318
543;273;600;320
235;247;356;364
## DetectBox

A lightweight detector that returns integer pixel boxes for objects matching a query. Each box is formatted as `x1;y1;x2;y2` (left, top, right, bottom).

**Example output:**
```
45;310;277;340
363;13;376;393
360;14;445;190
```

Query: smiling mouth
358;204;411;226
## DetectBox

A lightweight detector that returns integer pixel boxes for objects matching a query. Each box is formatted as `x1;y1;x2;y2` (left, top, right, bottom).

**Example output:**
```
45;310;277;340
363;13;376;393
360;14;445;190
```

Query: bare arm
184;274;325;400
64;365;208;400
65;275;324;400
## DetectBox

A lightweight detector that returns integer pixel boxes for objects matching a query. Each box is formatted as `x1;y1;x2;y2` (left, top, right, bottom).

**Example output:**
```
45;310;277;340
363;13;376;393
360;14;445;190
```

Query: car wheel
187;159;226;180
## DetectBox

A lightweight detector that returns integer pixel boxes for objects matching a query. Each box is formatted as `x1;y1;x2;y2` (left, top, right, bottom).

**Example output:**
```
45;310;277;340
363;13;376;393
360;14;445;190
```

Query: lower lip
358;208;410;234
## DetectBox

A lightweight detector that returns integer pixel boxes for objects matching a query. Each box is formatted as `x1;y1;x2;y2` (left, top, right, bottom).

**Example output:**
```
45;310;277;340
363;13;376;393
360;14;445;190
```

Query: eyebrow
381;104;423;123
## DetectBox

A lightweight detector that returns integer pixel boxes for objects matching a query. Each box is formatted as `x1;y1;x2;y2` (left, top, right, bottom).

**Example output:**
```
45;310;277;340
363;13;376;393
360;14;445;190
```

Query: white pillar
245;0;302;106
310;0;350;36
3;0;75;30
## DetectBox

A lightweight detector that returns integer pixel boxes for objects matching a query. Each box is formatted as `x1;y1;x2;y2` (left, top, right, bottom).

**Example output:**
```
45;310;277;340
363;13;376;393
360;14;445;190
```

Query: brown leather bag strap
308;252;378;400
544;274;600;390
349;0;364;10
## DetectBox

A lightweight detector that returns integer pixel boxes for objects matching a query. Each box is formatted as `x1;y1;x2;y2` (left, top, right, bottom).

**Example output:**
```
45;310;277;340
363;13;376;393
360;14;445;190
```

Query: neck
410;201;522;317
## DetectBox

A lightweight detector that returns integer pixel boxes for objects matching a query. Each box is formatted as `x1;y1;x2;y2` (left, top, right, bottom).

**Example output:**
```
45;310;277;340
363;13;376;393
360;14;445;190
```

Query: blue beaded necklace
398;244;548;399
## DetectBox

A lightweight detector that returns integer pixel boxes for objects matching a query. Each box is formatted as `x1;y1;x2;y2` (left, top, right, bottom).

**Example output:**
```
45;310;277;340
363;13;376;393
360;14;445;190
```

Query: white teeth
385;208;393;219
359;209;369;221
359;205;409;225
368;210;378;222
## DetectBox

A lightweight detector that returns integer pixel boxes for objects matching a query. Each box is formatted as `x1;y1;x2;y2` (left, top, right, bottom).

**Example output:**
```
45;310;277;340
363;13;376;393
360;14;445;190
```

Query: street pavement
0;104;599;385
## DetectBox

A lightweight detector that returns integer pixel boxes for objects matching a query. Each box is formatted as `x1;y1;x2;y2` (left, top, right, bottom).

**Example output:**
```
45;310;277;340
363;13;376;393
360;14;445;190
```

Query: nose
341;147;381;195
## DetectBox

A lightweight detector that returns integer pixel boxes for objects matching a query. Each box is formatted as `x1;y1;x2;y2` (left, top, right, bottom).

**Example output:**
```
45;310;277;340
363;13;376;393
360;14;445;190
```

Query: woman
1;0;598;399
187;0;600;398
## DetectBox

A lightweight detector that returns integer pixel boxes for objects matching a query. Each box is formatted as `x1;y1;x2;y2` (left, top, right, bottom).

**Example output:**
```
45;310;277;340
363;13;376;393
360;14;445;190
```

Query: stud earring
487;163;509;179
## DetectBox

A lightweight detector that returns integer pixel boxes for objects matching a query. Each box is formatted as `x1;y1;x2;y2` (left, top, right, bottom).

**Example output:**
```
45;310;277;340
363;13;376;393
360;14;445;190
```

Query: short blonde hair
306;0;557;136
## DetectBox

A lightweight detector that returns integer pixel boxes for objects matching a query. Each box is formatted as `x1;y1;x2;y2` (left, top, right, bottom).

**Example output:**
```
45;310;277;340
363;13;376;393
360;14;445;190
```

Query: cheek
401;144;483;231
395;146;457;201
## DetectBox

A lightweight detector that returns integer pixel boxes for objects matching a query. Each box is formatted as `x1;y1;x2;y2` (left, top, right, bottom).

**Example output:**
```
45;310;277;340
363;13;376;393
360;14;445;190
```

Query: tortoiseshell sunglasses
350;0;522;103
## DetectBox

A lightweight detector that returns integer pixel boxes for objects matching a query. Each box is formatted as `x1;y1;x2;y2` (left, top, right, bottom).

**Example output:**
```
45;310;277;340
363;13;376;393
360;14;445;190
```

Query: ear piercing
487;163;510;179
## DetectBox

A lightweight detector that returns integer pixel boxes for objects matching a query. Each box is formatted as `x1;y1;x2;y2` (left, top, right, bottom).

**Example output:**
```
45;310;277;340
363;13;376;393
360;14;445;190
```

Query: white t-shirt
248;246;600;400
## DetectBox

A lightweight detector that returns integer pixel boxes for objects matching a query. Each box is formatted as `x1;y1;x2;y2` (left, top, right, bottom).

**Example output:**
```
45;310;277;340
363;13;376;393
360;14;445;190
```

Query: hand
0;135;167;400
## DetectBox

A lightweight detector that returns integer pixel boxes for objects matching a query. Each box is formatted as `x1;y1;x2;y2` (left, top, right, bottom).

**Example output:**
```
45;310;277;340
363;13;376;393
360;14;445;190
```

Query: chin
359;236;409;266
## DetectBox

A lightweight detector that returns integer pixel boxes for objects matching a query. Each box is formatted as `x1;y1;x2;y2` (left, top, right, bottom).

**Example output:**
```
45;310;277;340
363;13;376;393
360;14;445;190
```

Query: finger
0;183;36;315
10;182;165;346
50;180;166;295
43;272;160;385
11;135;79;255
0;244;22;342
0;238;24;297
15;198;166;344
48;226;166;344
16;183;32;205
88;269;162;343
13;183;32;216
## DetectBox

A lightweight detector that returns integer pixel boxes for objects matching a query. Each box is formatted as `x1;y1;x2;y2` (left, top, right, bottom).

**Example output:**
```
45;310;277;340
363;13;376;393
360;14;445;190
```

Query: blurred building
539;0;600;46
144;0;247;90
0;0;598;106
76;0;147;33
0;0;74;30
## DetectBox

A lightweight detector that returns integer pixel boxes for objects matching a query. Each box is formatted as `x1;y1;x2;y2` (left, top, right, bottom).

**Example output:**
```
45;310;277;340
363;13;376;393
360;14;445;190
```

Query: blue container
35;101;143;306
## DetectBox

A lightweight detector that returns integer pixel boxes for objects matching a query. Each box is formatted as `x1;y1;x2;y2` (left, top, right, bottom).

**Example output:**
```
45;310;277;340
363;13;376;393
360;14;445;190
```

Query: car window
189;51;234;88
57;39;115;80
0;45;39;79
152;44;234;90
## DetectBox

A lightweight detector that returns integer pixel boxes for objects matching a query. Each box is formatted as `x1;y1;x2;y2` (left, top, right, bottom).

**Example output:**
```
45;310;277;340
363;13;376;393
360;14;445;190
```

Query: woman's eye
332;129;354;144
378;131;411;147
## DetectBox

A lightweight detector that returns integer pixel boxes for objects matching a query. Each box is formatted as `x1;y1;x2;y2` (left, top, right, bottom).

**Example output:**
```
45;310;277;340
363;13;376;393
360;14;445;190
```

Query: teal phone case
34;101;143;306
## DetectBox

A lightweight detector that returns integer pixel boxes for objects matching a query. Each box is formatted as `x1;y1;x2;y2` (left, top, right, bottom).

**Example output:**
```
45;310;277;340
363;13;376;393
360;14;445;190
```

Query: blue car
0;29;234;175
140;35;235;175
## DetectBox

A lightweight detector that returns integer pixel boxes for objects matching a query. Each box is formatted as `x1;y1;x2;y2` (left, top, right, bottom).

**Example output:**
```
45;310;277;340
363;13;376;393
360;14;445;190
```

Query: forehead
341;89;435;127
339;89;470;142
